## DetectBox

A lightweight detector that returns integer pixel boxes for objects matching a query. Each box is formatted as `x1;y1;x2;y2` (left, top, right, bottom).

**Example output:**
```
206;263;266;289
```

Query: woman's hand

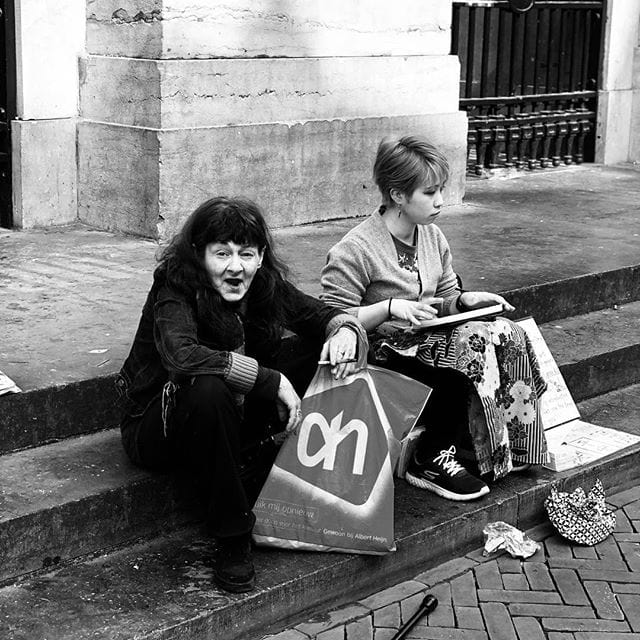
320;327;359;380
390;297;444;326
276;374;302;434
459;291;515;313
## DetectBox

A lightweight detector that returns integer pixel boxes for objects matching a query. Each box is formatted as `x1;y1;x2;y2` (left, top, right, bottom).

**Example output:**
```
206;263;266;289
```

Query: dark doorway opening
0;0;15;227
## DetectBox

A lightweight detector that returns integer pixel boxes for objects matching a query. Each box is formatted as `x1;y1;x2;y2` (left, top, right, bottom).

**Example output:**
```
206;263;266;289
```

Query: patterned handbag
544;479;616;546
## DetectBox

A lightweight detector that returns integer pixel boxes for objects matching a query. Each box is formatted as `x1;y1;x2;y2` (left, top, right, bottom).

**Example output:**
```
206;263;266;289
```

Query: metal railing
452;0;603;173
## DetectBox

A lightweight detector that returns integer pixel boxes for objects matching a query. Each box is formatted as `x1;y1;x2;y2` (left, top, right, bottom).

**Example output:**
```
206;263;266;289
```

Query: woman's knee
173;375;242;450
180;375;237;415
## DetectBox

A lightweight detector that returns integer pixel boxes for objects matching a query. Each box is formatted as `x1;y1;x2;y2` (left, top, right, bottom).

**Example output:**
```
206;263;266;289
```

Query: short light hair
373;135;450;205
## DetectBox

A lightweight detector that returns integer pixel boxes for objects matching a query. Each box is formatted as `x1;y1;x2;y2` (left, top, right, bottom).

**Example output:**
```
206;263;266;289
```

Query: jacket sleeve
153;285;279;397
281;281;368;353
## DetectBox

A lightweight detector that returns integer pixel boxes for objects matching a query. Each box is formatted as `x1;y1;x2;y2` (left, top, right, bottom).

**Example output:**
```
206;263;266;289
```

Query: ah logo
297;411;368;475
279;378;388;506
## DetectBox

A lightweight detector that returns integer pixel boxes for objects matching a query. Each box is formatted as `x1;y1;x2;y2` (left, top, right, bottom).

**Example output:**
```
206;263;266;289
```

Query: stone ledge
501;266;640;325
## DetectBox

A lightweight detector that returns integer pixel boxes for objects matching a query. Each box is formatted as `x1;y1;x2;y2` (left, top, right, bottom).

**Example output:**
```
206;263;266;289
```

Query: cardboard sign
516;317;580;430
544;420;640;472
517;318;640;471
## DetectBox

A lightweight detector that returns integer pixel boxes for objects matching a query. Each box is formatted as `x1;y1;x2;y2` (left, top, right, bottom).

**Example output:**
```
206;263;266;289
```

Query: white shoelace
433;446;465;477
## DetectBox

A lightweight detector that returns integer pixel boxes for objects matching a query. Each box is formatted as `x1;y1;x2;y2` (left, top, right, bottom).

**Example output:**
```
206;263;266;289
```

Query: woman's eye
216;252;229;258
241;252;255;259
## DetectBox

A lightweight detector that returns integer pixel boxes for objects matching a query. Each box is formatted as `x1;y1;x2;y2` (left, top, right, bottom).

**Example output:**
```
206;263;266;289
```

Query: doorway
0;0;14;227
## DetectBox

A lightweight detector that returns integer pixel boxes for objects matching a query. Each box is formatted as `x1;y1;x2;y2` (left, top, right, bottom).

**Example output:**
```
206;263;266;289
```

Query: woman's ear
389;188;404;206
258;247;265;268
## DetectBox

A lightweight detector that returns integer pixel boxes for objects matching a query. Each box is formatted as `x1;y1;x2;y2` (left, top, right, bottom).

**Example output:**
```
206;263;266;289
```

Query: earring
397;204;403;217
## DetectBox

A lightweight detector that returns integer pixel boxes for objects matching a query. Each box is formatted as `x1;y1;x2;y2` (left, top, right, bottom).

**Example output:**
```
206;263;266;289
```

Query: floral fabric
372;317;548;479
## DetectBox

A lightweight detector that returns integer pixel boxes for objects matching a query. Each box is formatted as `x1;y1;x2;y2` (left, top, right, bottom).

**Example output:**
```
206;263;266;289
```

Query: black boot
213;534;255;593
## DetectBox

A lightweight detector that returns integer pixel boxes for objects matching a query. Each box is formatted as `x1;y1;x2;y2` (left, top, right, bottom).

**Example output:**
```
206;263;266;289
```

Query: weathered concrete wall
80;55;460;128
15;0;85;119
79;0;467;240
79;114;467;239
86;0;451;59
629;26;640;162
596;0;640;164
78;123;160;237
12;120;78;228
11;0;85;228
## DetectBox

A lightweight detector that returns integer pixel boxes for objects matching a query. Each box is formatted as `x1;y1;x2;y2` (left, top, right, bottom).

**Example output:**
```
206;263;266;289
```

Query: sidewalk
266;486;640;640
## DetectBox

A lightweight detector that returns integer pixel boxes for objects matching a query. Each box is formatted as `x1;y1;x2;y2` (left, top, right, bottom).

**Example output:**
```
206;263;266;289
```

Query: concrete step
540;299;640;401
2;266;639;457
0;374;118;456
503;264;640;325
0;428;193;583
1;382;639;640
0;301;639;583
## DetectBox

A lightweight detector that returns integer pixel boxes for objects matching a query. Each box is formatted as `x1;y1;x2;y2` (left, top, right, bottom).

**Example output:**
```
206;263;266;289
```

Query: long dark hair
158;197;289;345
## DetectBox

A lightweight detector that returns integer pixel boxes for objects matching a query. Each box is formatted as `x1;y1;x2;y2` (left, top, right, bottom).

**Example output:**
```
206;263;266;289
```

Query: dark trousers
120;338;319;540
381;353;472;459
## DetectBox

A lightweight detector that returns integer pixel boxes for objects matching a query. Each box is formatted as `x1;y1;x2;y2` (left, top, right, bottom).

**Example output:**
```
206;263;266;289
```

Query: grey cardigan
320;210;461;317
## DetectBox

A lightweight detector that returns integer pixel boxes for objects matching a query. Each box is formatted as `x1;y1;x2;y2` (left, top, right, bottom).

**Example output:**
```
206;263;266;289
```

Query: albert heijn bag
252;364;430;555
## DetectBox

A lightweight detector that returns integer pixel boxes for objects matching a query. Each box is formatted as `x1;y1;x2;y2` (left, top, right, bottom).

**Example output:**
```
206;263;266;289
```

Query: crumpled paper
482;521;540;559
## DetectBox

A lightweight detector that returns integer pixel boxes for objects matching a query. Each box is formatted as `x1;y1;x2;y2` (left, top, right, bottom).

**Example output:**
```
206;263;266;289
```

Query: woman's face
401;183;445;225
203;241;264;302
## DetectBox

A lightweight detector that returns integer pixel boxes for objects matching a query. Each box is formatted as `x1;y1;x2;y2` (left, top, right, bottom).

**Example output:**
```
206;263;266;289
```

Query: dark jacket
116;269;364;419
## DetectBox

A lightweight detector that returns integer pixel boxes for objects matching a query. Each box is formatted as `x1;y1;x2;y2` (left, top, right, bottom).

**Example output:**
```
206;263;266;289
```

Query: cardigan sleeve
320;237;371;312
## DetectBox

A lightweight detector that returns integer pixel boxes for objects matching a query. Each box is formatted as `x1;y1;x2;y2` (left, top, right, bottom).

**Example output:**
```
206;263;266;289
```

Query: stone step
539;298;640;401
0;428;192;583
1;383;639;640
502;264;640;326
1;281;639;457
0;374;119;456
0;301;638;583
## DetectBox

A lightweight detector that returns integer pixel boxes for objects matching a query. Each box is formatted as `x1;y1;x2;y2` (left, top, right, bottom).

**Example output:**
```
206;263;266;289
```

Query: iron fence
451;0;603;173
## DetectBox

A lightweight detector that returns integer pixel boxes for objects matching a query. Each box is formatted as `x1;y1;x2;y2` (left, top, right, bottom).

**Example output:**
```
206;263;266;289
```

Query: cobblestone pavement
264;486;640;640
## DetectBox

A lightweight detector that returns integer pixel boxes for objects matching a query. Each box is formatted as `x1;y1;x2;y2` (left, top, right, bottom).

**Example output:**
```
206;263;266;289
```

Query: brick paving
263;487;640;640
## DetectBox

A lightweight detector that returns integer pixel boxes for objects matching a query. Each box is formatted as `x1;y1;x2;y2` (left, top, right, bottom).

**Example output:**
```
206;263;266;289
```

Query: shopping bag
544;479;616;545
252;365;430;555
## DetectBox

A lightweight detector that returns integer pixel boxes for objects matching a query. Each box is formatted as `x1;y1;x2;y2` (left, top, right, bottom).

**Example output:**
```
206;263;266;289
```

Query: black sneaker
213;535;256;593
405;446;490;501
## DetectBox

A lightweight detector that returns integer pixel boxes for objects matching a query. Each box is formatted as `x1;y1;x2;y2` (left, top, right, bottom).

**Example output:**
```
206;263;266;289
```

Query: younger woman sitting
321;135;547;502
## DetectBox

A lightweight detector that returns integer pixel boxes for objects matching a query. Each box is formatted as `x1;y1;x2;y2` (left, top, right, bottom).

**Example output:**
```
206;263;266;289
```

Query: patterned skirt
372;318;548;479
